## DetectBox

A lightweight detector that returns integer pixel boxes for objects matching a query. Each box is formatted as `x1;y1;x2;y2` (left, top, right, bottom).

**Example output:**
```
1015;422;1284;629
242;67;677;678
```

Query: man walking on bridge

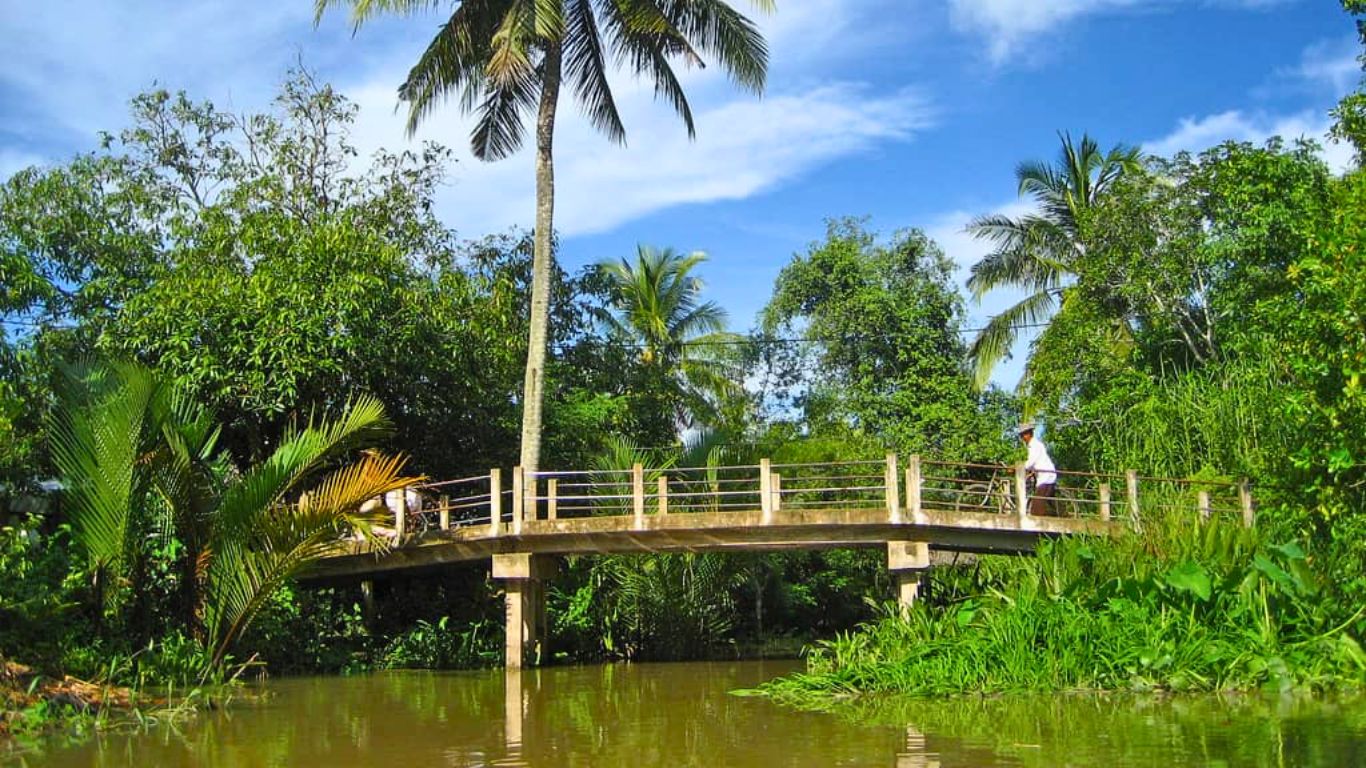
1018;423;1057;516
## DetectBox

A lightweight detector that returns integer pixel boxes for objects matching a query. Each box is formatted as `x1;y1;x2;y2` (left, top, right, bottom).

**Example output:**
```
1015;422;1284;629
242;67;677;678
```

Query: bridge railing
374;455;1254;540
524;458;902;526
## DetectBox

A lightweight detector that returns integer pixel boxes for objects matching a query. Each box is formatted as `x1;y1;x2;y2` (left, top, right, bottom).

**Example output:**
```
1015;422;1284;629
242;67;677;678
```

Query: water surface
16;661;1366;766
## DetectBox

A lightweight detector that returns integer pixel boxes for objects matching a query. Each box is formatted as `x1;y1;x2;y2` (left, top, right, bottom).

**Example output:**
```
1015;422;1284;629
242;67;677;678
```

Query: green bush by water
763;516;1366;703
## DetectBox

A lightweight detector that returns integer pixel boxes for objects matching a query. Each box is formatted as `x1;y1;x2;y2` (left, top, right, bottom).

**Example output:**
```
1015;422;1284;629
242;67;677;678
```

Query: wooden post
771;473;782;513
440;495;450;531
1126;470;1140;523
1198;490;1211;522
885;452;900;523
489;469;502;537
512;467;524;535
395;487;407;540
657;475;668;516
1014;463;1028;524
547;478;558;521
759;458;773;525
906;454;922;522
1099;483;1111;521
1240;480;1254;528
632;463;645;530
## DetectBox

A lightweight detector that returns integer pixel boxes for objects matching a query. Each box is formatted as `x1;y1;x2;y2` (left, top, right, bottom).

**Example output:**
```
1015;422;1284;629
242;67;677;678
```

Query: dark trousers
1030;483;1055;517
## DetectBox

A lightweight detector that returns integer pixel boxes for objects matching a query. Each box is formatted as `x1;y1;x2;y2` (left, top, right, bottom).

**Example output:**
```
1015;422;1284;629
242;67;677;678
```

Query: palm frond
49;363;160;601
204;450;416;665
564;0;626;144
314;0;443;28
214;395;391;545
967;289;1059;390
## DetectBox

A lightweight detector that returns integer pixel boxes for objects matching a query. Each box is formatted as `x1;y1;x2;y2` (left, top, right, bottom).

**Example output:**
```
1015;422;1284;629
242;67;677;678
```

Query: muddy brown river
15;661;1366;766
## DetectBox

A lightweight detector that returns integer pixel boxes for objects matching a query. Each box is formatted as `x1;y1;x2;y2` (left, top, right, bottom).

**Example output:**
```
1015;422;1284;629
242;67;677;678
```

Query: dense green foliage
759;219;1016;461
765;520;1365;701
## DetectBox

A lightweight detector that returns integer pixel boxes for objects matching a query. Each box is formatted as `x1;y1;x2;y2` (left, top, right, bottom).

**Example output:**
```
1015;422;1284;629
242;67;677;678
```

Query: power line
4;315;1052;350
558;323;1053;351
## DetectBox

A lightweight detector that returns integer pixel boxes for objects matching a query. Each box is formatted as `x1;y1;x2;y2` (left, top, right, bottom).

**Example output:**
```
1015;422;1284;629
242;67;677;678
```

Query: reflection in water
17;661;1366;767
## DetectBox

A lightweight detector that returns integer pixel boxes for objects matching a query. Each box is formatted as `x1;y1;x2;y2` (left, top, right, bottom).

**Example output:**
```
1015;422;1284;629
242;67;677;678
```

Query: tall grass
1056;356;1296;484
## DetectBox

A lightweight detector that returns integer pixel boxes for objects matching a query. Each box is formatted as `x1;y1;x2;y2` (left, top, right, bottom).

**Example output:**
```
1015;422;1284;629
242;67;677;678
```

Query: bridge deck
307;506;1117;581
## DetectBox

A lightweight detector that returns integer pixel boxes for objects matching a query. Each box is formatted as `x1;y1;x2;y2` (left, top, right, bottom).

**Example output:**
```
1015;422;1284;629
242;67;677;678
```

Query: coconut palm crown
966;132;1141;391
598;245;741;428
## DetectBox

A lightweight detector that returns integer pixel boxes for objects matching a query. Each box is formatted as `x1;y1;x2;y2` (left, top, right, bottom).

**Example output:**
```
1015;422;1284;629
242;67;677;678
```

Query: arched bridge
306;455;1254;667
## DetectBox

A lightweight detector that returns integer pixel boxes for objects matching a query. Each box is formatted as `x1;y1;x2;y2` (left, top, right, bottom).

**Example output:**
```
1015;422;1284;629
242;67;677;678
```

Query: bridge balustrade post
547;478;558;521
885;453;900;523
1099;483;1111;521
905;454;922;522
1014;464;1028;525
489;469;502;537
632;463;645;530
395;488;407;541
512;467;524;535
658;475;669;516
1197;490;1211;522
1239;480;1254;527
525;473;538;524
1125;470;1140;523
759;459;773;525
440;495;450;531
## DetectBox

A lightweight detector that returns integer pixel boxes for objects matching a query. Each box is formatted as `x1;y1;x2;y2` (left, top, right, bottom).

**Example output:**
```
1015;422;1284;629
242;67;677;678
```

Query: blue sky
0;1;1357;387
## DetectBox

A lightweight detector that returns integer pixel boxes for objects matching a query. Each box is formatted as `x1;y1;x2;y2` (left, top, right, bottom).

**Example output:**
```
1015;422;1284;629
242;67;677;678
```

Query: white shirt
1025;439;1057;486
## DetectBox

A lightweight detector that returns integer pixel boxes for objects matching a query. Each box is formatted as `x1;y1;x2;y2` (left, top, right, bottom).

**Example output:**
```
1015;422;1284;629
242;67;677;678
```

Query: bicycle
957;468;1016;516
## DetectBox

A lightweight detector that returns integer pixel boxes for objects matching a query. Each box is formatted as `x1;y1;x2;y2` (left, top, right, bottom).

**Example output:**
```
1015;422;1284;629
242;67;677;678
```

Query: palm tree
316;0;772;476
50;362;417;669
598;245;741;428
966;132;1140;390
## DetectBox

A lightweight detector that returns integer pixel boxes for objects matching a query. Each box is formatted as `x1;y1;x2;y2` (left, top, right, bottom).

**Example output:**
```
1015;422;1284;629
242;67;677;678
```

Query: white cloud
948;0;1294;63
0;0;930;240
1291;38;1361;95
0;1;314;144
344;61;934;237
1145;109;1354;172
948;0;1145;61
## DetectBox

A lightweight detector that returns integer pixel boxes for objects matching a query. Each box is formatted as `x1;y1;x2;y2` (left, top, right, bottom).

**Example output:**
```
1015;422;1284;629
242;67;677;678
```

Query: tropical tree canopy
965;132;1140;393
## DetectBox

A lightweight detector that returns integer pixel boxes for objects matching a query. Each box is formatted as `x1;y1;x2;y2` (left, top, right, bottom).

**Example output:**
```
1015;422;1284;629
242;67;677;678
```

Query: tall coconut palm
50;362;417;669
598;245;741;428
966;132;1140;390
316;0;772;475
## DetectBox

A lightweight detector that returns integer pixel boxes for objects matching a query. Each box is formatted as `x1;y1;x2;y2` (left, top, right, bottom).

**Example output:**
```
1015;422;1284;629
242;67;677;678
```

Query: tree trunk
518;40;564;477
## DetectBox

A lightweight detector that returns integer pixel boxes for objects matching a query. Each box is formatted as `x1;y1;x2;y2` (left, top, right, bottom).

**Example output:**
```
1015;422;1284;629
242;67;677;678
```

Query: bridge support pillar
887;541;930;613
494;553;556;668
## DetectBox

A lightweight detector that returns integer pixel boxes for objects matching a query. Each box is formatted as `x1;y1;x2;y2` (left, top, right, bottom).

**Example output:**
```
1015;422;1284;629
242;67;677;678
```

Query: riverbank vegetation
5;2;1366;735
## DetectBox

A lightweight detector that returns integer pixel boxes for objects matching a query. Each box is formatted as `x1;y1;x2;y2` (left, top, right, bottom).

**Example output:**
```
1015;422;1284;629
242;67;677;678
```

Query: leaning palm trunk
519;40;563;475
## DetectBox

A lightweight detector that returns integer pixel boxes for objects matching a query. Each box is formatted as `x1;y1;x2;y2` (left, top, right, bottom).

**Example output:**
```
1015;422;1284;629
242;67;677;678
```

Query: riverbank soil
1;659;150;739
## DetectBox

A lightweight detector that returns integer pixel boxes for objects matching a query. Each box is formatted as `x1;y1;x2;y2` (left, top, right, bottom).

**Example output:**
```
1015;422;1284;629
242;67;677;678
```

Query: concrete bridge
306;455;1254;667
